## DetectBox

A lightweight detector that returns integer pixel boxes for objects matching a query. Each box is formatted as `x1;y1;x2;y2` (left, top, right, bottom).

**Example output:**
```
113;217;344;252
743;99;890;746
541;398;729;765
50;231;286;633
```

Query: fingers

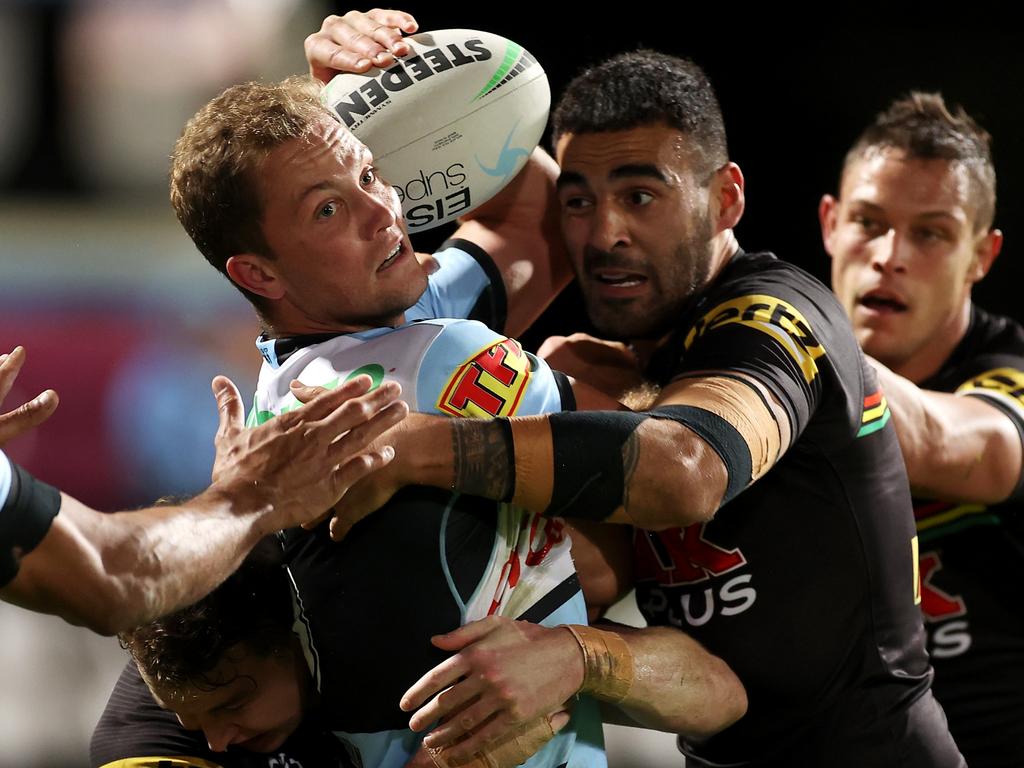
0;346;27;405
421;696;504;748
306;10;418;81
289;374;371;414
0;346;60;445
429;617;503;652
330;444;396;499
315;380;402;436
325;400;408;464
437;711;568;765
401;653;471;713
212;375;245;439
0;389;59;446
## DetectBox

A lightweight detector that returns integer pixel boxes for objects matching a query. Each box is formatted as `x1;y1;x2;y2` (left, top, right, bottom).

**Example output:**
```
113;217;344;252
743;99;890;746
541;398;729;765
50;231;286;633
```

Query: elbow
680;654;748;742
643;462;721;530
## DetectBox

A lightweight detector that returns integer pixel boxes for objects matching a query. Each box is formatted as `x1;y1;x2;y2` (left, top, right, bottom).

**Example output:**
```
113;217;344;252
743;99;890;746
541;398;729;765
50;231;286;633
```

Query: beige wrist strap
426;715;557;768
564;624;634;703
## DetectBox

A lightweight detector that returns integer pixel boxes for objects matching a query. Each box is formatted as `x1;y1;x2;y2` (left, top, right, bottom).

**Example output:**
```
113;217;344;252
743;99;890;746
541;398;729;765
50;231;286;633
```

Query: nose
205;723;240;753
589;201;631;252
356;184;398;241
870;227;908;274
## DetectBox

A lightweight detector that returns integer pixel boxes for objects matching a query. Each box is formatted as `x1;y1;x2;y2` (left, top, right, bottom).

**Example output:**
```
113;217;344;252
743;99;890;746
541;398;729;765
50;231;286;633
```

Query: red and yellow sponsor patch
438;338;531;419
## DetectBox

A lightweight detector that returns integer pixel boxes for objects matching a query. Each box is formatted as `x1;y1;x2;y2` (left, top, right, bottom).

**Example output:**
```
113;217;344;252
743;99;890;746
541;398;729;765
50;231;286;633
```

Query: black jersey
91;662;357;768
636;251;963;767
911;305;1024;768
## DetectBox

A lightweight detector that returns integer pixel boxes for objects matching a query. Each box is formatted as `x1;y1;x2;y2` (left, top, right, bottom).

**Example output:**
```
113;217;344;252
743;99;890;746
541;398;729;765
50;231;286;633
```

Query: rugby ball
321;29;550;233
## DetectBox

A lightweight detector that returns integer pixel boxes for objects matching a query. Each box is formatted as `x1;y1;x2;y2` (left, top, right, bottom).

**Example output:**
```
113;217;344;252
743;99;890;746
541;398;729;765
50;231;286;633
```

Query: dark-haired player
310;29;966;768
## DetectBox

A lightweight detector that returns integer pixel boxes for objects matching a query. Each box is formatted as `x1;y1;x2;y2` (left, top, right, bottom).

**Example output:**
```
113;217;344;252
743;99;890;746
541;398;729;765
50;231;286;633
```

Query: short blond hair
170;75;331;308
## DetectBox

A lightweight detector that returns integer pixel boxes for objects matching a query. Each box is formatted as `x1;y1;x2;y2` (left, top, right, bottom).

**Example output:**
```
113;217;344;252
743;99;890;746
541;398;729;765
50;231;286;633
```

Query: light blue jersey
251;244;606;768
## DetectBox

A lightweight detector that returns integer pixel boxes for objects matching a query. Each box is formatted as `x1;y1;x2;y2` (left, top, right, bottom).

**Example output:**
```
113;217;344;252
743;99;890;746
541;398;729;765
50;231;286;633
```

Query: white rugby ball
321;29;550;233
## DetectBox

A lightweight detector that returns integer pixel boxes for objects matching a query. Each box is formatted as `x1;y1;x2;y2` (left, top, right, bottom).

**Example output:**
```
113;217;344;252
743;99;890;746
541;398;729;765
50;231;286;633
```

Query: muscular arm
1;373;406;634
450;148;571;337
400;614;746;762
872;358;1023;503
332;371;788;538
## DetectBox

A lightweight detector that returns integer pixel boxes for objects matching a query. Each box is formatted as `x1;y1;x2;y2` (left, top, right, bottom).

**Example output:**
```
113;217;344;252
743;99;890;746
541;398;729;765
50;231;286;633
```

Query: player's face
146;645;309;754
823;149;998;379
555;123;716;340
256;115;427;333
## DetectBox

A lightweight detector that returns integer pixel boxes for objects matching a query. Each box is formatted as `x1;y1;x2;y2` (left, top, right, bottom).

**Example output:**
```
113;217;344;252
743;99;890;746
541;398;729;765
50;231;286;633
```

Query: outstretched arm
1;349;406;633
871;357;1023;503
327;371;788;538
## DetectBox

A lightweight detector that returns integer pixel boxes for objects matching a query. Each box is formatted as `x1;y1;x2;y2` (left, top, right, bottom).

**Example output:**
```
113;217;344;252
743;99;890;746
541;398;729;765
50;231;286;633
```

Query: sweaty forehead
265;116;369;177
555;123;695;183
841;148;973;218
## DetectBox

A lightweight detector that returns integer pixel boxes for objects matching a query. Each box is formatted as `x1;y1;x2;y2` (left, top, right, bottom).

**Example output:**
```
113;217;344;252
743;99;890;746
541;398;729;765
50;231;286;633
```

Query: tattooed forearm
450;419;515;501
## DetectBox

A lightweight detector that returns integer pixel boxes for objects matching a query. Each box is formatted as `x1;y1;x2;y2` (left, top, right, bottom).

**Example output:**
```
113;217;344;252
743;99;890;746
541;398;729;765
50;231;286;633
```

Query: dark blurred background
0;2;1019;764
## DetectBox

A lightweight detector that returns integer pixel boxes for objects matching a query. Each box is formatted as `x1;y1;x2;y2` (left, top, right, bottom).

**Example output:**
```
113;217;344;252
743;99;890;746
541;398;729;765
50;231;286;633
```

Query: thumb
212;375;244;437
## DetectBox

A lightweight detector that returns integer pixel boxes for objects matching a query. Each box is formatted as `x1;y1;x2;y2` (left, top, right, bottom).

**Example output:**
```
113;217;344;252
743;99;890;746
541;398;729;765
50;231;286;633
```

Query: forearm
874;361;1022;502
410;412;723;531
452;148;571;337
4;484;274;634
584;622;747;740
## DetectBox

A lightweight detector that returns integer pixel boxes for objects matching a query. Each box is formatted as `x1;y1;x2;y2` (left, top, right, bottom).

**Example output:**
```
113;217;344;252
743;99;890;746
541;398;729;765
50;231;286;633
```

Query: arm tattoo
450;420;515;502
621;431;641;513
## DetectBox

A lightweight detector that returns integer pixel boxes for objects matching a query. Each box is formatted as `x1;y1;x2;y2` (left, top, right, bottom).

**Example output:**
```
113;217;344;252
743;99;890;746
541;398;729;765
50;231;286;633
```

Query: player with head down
91;11;746;768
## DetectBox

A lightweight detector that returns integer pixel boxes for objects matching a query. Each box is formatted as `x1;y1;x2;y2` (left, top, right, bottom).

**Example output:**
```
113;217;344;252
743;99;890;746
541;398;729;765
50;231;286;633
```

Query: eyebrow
849;200;961;222
557;164;670;190
295;145;372;207
210;688;250;714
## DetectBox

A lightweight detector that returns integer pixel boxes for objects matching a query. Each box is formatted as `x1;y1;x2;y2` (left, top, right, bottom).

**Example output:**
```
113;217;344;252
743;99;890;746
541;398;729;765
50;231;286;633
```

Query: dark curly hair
119;537;294;695
552;50;729;179
843;92;996;230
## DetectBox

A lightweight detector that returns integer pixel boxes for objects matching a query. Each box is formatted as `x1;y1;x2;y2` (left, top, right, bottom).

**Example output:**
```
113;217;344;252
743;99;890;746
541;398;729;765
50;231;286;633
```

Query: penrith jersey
912;305;1024;768
637;251;963;768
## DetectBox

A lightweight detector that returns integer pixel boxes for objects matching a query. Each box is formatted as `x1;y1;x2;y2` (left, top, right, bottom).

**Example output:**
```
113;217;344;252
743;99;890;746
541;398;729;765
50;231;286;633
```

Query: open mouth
592;269;648;288
859;289;907;313
377;241;403;272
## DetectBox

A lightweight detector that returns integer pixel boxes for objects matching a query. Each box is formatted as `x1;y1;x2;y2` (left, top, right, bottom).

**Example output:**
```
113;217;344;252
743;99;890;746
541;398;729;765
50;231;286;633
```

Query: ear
818;194;839;256
225;254;286;300
712;162;745;233
969;228;1003;283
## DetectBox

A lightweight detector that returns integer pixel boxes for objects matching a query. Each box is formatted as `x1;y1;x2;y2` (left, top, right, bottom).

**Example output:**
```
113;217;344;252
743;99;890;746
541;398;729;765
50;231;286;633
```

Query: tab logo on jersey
438;338;531;418
955;366;1024;421
685;294;825;383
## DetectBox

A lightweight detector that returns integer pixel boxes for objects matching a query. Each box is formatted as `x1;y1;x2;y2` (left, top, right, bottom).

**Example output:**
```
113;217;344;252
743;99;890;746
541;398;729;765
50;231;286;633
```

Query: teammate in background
308;16;964;767
93;62;745;768
820;92;1024;768
0;344;404;635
